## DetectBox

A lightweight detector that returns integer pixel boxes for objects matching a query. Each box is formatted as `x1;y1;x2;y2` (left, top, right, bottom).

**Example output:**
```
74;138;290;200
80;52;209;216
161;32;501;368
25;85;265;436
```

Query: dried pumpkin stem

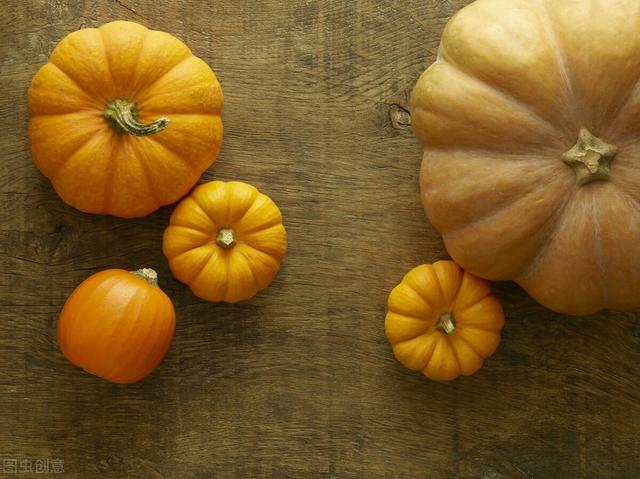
562;127;617;186
131;268;158;286
436;312;456;335
104;98;169;136
216;228;237;249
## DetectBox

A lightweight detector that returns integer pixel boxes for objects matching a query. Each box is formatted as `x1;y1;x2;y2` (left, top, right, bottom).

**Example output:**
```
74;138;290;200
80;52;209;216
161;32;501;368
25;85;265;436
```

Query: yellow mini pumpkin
385;261;504;381
28;20;223;218
163;181;287;302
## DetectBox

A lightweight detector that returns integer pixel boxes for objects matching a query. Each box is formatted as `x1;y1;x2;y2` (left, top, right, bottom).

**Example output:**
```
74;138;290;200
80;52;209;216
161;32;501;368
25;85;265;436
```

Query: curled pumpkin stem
104;98;169;136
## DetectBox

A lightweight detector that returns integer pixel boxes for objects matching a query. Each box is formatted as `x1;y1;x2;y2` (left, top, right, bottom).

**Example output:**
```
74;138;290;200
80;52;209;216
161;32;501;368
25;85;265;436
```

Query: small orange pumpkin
163;181;287;302
57;268;176;384
385;261;504;381
28;20;223;217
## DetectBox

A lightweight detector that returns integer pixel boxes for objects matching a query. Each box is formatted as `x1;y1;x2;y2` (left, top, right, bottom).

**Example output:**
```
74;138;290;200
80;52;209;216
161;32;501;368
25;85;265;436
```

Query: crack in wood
114;0;137;14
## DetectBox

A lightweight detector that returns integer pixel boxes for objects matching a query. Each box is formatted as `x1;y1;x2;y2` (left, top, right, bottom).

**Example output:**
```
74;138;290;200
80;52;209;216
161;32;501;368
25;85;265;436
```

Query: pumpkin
57;268;176;384
411;0;640;315
163;181;287;302
385;261;504;381
28;20;223;218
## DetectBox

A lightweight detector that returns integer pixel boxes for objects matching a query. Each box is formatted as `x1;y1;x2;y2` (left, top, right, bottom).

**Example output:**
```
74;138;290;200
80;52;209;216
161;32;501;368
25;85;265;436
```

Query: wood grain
1;1;639;478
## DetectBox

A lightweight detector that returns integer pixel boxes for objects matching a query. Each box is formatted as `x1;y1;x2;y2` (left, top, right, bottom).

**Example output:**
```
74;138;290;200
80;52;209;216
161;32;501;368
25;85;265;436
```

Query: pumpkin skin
411;0;640;315
385;261;504;381
28;20;223;218
163;181;287;303
57;268;176;384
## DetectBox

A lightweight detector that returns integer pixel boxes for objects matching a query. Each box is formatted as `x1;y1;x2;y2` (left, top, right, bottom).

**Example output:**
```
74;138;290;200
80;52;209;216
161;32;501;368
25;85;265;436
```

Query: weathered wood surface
1;1;638;478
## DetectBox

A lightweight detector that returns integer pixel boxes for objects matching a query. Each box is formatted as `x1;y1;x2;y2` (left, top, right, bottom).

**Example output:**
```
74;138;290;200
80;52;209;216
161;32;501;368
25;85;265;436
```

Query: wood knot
389;104;411;130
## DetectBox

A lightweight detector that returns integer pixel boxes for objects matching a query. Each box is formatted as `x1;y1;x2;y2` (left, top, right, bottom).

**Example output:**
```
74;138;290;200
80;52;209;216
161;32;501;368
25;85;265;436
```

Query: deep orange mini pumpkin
163;181;287;303
385;261;504;381
57;268;176;384
28;20;223;217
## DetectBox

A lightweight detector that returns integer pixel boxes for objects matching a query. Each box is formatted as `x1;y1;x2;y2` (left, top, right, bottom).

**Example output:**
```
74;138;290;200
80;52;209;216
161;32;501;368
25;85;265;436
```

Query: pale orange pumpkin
385;261;504;381
28;20;223;218
411;0;640;315
57;268;176;384
163;181;287;303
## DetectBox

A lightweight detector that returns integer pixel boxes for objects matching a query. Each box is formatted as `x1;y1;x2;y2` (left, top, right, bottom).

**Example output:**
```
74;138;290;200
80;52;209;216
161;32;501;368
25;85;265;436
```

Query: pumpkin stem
103;98;169;136
436;312;456;335
562;127;617;186
131;268;158;286
216;228;237;249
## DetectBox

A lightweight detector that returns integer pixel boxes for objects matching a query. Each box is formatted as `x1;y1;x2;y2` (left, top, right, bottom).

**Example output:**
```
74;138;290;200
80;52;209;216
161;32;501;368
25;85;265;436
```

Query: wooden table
2;1;639;477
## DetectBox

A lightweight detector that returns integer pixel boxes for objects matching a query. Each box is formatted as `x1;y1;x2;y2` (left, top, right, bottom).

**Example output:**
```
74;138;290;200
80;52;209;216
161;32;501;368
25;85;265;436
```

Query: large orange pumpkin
57;268;176;384
411;0;640;315
28;20;223;218
163;181;287;303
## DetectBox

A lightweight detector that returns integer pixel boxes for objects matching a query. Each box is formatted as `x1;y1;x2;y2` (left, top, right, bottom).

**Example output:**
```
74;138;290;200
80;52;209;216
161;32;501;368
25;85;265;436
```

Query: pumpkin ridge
97;27;116;95
138;83;223;115
223;182;234;227
37;119;104;181
129;139;162;210
438;58;561;139
612;181;640;213
218;253;231;302
236;213;282;235
402;332;438;370
229;189;261;226
610;78;640;137
73;273;134;371
118;289;167;382
590;197;608;305
176;245;217;285
238;239;281;268
236;248;259;293
452;333;485;362
455;323;500;336
123;23;150;97
536;0;577;120
152;136;212;189
444;180;562;240
387;310;435;329
512;190;574;283
240;223;288;262
138;294;175;381
170;200;217;234
441;262;463;308
50;134;110;204
137;55;194;100
446;336;462;376
453;294;492;319
404;266;438;310
104;285;148;379
420;335;447;377
44;63;101;109
421;145;559;161
147;136;198;173
165;226;211;255
101;138;122;213
188;188;219;230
